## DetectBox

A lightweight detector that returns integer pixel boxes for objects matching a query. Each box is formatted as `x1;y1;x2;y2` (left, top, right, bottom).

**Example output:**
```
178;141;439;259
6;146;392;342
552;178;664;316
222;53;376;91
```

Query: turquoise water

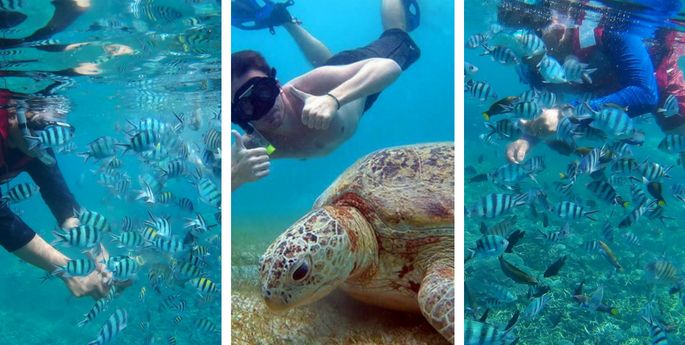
231;0;454;343
231;0;454;235
465;1;685;344
0;1;220;344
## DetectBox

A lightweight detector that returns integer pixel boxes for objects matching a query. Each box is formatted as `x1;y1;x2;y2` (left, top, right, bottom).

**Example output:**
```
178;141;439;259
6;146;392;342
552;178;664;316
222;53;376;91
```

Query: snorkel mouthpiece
15;102;55;166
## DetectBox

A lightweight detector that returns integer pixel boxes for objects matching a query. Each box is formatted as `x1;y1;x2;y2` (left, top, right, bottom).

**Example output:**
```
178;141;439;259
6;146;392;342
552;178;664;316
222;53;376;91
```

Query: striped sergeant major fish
611;157;638;175
491;163;532;186
618;200;656;228
536;54;567;83
204;128;221;151
5;183;39;202
523;294;551;319
586;180;629;207
111;231;144;249
127;117;180;135
511;101;542;119
550;201;598;221
196;176;221;208
52;225;102;249
582;103;634;138
536;223;571;243
105;256;139;282
466;80;497;101
465;62;479;80
485;119;521;140
121;216;134;232
185;213;215;234
87;309;128;345
153;236;188;254
158;191;175;204
34;124;75;148
577;146;604;175
117;129;160;153
464;310;519;345
657;134;685;154
641;161;672;182
512;29;546;57
480;44;518;65
50;258;96;278
146;211;171;237
188;277;218;297
194;318;219;334
78;136;118;162
468;193;527;219
177;197;194;212
466;33;489;48
642;314;669;345
161;159;186;178
657;93;679;118
74;208;112;233
136;182;156;205
563;55;597;84
467;235;509;261
172;261;203;281
78;297;110;327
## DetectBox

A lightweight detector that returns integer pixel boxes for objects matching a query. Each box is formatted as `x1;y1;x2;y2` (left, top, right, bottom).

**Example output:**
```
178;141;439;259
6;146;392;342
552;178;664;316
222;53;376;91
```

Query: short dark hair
231;50;271;79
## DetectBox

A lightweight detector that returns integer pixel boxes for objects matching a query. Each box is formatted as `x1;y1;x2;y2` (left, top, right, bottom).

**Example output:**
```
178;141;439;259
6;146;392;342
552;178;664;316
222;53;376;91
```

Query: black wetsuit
322;28;421;112
0;149;78;252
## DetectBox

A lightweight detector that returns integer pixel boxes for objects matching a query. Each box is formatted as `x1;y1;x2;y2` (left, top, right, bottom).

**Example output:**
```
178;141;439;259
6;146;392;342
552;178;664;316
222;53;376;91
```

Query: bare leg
382;0;407;31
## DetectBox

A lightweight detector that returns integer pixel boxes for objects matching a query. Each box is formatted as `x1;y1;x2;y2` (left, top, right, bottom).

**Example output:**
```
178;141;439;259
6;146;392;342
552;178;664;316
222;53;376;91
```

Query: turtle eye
292;261;309;281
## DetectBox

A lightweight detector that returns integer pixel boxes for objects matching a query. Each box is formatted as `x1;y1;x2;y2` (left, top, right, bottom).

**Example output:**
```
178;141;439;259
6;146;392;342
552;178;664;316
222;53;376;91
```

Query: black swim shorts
323;28;421;112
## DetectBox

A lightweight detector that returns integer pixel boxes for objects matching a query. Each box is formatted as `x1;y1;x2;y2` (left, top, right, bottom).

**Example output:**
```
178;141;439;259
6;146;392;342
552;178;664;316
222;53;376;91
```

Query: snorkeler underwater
465;0;685;344
231;0;454;344
0;1;221;344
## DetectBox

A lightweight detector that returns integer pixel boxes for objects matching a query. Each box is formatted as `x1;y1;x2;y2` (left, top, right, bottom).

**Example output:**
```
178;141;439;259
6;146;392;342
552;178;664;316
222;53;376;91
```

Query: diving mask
231;68;280;131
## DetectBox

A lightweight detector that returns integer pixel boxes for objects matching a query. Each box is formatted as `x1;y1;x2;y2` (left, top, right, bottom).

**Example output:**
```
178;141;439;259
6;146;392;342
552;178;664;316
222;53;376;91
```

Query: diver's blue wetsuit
0;149;79;251
577;30;659;117
520;0;681;118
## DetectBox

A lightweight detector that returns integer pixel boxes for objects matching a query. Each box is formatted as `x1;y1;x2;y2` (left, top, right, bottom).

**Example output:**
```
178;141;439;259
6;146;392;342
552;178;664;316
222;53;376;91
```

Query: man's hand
62;244;131;299
506;138;532;164
290;87;338;130
232;130;270;190
61;217;80;229
518;108;561;137
506;108;561;163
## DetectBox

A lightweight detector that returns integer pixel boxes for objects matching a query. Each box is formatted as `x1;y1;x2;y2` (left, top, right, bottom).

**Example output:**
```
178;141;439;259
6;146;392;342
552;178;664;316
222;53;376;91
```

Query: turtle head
259;205;372;312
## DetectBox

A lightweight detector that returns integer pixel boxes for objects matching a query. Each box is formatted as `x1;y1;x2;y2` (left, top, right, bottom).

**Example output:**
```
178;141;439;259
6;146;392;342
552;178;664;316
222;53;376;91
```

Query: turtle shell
314;143;454;239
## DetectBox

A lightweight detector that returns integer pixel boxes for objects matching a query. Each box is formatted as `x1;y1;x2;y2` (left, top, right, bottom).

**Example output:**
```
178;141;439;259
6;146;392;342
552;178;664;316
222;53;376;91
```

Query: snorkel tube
240;122;276;155
14;101;55;166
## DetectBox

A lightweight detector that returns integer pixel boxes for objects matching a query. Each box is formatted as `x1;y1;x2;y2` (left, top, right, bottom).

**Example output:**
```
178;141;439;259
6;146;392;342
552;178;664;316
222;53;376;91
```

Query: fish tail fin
610;308;619;316
76;152;91;162
50;231;68;246
115;143;131;154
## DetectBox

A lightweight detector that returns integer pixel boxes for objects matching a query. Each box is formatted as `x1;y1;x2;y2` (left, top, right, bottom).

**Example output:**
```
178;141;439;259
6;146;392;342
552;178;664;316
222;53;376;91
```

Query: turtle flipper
418;261;454;344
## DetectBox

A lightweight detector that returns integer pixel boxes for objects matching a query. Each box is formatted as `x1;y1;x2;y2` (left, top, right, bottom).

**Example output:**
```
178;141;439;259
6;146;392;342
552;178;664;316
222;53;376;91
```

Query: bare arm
14;234;69;272
293;58;402;106
283;22;333;67
289;58;402;130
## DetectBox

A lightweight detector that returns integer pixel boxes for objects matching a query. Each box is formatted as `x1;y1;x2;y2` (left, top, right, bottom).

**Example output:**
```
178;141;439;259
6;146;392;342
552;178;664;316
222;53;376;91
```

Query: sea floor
231;233;447;345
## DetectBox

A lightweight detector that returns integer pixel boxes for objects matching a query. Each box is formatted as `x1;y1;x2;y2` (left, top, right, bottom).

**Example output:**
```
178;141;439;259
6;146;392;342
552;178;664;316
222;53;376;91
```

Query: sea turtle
259;143;454;343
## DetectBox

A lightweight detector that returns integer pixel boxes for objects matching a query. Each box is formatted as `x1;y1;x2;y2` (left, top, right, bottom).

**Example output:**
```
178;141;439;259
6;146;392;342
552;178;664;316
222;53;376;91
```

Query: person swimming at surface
231;0;421;191
0;92;130;299
490;0;683;163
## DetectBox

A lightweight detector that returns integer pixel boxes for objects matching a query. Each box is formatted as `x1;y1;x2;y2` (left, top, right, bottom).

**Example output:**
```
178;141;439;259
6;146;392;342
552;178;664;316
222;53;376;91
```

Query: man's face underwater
232;69;286;131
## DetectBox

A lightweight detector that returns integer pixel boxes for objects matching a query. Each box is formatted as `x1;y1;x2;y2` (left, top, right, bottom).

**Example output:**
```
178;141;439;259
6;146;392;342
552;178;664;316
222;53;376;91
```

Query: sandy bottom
231;269;447;345
231;222;449;345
